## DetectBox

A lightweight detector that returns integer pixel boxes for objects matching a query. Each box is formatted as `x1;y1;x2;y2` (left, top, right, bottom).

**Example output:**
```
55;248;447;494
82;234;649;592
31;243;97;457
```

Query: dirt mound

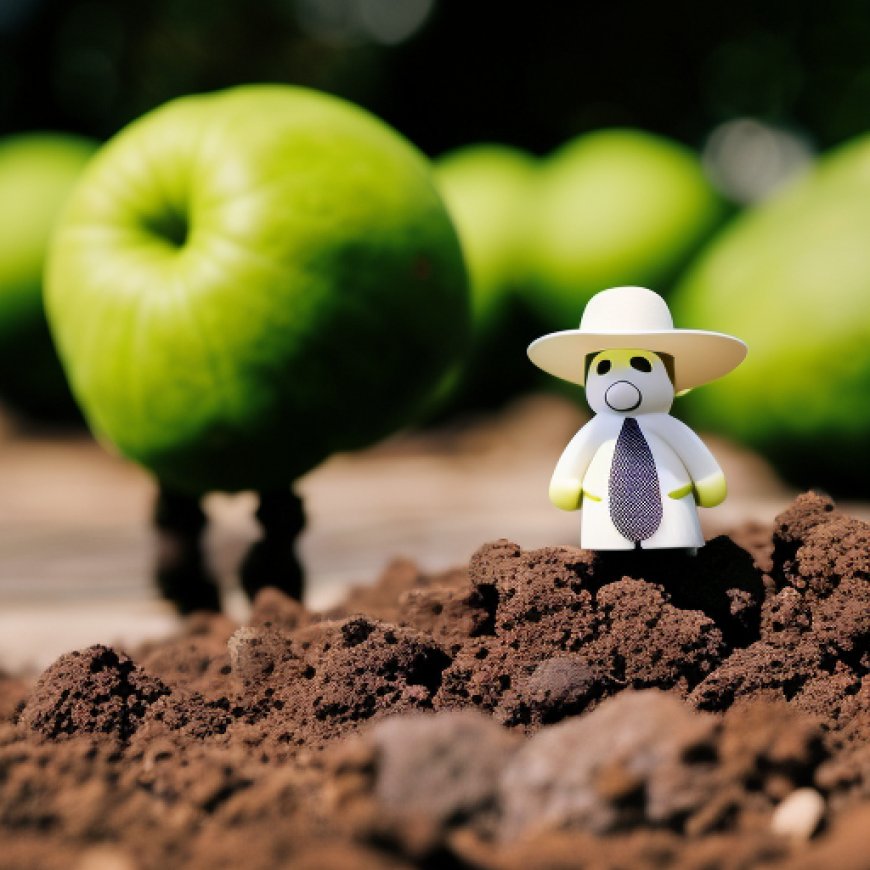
20;645;169;741
0;491;868;868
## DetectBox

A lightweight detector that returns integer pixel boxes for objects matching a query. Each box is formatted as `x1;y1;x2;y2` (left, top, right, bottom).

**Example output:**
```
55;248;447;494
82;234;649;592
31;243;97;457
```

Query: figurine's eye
596;359;611;375
630;356;652;372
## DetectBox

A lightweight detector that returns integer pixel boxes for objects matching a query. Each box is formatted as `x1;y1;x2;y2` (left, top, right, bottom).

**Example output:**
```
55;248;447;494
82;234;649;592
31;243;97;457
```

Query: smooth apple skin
528;129;725;327
435;145;536;327
672;135;870;493
0;133;97;418
46;85;469;494
433;144;541;408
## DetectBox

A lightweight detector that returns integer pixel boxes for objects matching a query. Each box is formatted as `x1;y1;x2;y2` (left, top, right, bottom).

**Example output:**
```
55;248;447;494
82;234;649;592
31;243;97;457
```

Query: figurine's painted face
584;348;674;416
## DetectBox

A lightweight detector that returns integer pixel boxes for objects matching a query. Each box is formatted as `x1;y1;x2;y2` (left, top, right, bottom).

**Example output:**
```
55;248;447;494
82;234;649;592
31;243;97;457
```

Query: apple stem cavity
239;489;306;603
154;486;221;614
142;206;190;249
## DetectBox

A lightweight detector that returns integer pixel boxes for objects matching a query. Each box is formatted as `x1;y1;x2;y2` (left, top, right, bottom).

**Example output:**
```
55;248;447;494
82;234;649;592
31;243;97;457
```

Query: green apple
528;129;725;327
433;144;540;409
672;135;870;493
0;133;97;418
435;145;536;327
46;85;468;494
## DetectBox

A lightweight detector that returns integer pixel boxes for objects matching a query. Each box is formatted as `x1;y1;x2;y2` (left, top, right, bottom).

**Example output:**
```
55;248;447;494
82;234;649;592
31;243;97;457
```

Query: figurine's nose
605;380;642;411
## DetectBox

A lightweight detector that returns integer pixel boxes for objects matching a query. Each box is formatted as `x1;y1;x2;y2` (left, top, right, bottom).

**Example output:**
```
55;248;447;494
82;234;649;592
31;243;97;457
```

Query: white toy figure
528;286;747;550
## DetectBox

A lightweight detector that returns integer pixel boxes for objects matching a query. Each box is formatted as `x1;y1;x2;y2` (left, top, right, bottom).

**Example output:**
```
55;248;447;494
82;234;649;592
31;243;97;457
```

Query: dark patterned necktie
608;417;663;542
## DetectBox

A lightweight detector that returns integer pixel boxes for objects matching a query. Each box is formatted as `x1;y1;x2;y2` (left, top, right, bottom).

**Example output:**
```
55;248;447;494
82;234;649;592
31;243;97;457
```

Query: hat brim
527;329;747;392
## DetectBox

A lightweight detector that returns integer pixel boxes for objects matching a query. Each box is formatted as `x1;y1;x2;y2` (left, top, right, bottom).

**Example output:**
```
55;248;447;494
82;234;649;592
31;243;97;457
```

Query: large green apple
0;133;97;419
528;129;725;327
46;85;468;494
672;135;870;493
433;144;541;409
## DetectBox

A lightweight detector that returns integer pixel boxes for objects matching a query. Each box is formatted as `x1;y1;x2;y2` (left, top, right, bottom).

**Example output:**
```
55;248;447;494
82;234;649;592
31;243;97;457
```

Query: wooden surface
0;395;844;674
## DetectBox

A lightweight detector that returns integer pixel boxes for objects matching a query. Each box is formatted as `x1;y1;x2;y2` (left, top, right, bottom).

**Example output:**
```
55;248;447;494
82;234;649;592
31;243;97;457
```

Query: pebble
770;788;826;841
226;626;260;673
75;846;137;870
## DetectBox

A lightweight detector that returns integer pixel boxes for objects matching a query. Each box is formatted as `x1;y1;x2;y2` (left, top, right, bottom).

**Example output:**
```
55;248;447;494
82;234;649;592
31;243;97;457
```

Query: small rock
498;690;719;838
369;710;518;826
499;655;611;728
75;846;137;870
227;627;260;671
524;656;603;710
328;710;519;852
228;627;276;686
770;787;825;840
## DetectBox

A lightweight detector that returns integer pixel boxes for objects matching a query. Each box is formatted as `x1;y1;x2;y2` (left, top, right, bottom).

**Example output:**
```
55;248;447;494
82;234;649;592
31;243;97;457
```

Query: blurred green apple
0;133;97;419
46;85;468;494
435;145;535;327
672;135;870;493
433;144;541;409
528;129;725;326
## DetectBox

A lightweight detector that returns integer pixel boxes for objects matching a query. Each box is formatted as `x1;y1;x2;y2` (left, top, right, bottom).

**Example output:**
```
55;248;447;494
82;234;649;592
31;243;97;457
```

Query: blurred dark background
3;0;870;156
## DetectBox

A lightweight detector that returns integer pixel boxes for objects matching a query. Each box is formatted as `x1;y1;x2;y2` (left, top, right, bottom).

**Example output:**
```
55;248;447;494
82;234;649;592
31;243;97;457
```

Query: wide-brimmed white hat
527;286;747;392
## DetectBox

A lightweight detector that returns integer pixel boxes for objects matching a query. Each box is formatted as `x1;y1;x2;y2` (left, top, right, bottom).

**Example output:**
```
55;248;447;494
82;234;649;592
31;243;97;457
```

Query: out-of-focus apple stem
240;489;306;603
154;485;221;614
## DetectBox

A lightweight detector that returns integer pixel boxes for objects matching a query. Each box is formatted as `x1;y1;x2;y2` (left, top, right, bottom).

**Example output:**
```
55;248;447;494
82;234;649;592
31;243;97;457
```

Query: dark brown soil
1;492;869;868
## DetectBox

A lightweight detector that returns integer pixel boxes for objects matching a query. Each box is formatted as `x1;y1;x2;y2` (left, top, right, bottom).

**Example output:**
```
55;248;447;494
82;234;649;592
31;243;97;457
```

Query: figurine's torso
577;413;704;550
582;414;690;501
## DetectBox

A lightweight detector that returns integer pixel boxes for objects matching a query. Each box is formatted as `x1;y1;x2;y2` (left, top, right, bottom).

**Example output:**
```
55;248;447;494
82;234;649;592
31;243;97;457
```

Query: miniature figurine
528;286;747;550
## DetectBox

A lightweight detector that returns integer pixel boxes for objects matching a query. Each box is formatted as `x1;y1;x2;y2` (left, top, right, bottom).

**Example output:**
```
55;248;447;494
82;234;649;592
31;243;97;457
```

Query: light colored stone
770;787;825;840
75;846;137;870
498;689;719;838
227;626;261;674
369;710;520;824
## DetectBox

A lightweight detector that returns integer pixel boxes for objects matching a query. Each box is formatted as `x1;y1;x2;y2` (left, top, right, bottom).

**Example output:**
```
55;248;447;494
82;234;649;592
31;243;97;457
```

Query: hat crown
579;286;674;332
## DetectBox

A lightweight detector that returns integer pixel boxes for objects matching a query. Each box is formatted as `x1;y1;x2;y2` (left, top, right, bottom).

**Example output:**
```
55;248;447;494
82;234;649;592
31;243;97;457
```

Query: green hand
694;472;727;507
549;477;583;511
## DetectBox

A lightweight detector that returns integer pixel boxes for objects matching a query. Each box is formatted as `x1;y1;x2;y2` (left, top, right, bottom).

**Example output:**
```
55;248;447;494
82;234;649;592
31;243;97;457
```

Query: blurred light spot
294;0;434;45
703;118;814;205
357;0;434;45
294;0;357;43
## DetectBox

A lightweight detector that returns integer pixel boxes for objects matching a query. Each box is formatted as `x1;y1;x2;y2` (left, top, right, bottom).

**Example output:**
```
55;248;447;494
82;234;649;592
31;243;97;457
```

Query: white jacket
553;412;722;550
